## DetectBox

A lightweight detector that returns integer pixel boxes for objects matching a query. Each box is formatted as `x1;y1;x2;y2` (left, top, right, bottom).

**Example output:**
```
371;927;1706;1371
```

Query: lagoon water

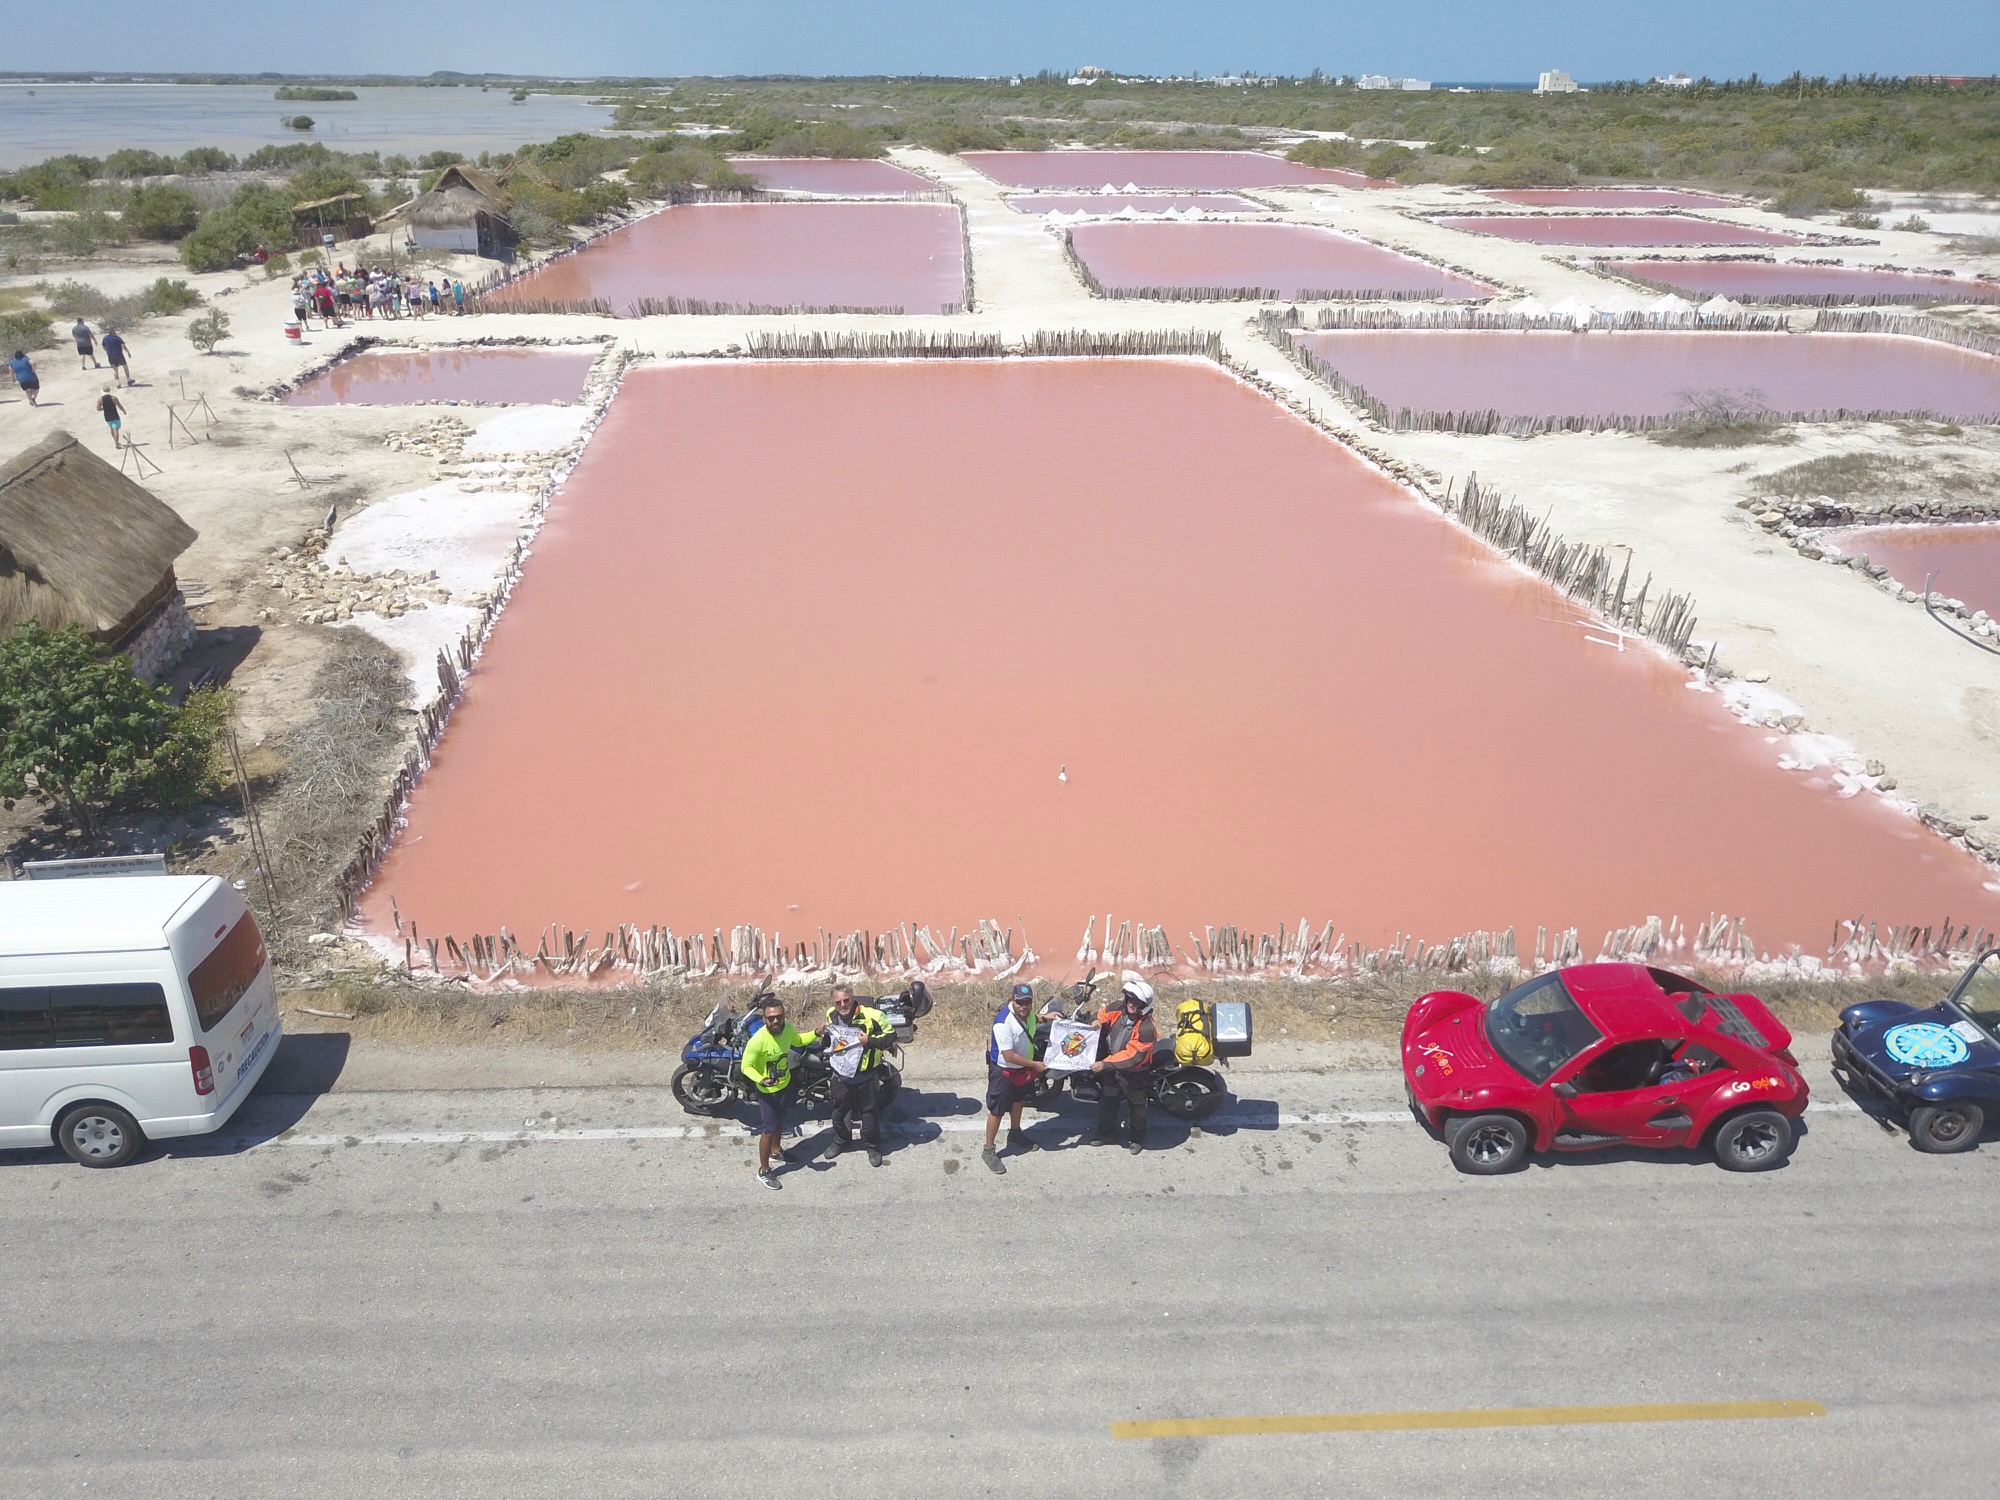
0;83;616;168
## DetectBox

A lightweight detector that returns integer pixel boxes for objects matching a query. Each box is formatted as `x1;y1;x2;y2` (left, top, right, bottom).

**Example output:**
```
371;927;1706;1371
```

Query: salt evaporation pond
357;358;1998;959
483;202;966;314
728;157;936;195
1296;330;2000;422
1008;192;1265;216
1486;188;1743;209
1069;222;1495;299
283;347;596;406
1609;259;2000;304
1435;214;1806;247
963;150;1372;190
1828;524;2000;618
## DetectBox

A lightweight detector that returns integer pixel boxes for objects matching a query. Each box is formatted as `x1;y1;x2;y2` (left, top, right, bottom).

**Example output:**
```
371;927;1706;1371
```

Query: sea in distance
0;83;619;168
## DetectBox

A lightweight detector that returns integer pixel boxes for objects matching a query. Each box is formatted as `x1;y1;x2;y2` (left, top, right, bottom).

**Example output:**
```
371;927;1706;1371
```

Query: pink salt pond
1296;329;2000;422
1069;222;1494;299
963;149;1374;190
357;358;1999;963
483;202;966;315
1435;214;1806;247
1609;259;2000;304
283;347;596;406
727;157;935;195
1007;192;1265;216
1486;188;1743;209
1828;524;2000;618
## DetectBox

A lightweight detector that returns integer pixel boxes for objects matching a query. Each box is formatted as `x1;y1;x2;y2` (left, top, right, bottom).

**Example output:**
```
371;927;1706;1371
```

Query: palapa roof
381;163;513;230
291;191;370;215
0;431;196;639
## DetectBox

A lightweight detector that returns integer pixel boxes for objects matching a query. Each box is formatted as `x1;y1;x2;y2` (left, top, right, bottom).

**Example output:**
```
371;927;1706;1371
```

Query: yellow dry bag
1174;997;1216;1066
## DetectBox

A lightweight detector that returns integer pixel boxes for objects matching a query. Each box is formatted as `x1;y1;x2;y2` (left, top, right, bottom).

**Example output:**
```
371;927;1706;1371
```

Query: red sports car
1402;964;1808;1174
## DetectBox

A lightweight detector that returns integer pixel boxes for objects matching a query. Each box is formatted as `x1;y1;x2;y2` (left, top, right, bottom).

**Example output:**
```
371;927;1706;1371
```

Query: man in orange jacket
1091;977;1157;1152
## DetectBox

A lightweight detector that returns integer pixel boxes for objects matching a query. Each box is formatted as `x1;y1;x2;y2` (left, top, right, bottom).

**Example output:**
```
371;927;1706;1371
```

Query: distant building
1652;72;1695;88
379;164;517;262
1536;69;1583;94
1357;74;1430;91
1075;65;1109;78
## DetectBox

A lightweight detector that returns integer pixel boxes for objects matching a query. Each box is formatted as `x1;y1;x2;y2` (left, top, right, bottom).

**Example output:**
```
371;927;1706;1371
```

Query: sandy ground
5;153;2000;920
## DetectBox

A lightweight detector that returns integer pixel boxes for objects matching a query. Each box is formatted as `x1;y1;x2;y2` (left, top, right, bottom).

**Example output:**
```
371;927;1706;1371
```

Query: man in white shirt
982;983;1048;1174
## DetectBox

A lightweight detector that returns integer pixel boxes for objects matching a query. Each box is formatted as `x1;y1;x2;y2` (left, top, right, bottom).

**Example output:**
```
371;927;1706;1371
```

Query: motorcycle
670;980;933;1117
1030;970;1232;1121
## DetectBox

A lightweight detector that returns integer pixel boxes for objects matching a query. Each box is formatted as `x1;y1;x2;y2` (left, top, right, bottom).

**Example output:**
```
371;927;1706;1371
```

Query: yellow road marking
1111;1400;1826;1440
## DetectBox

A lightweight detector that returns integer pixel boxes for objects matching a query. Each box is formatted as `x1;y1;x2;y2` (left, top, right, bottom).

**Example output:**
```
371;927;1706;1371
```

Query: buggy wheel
1712;1108;1792;1171
1909;1102;1983;1154
670;1064;732;1116
1445;1113;1529;1175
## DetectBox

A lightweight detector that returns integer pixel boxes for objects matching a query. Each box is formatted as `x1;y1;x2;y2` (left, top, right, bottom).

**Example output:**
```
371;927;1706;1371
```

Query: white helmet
1119;972;1155;1013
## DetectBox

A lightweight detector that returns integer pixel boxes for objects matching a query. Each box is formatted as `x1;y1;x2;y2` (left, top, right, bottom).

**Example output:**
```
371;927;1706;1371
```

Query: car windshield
1646;966;1714;1023
1946;953;2000;1040
1485;973;1604;1084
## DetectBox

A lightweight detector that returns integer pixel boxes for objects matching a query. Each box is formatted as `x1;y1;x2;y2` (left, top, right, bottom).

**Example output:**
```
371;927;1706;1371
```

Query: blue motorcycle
670;981;932;1117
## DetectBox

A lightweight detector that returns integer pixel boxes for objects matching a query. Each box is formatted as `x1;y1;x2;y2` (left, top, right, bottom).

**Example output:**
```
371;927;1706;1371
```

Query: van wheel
56;1104;143;1168
1909;1102;1983;1154
1445;1113;1529;1175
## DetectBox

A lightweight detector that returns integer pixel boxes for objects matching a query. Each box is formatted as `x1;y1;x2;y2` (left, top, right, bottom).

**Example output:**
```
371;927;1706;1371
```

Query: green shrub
143;277;202;315
283;115;316;132
187;306;230;353
178;215;245;272
1768;178;1867;217
1893;214;1933;232
176;146;237;175
0;309;56;350
1838;210;1882;228
123;183;201;241
1287;137;1363;169
149;686;235;813
46;210;125;258
1363;144;1417;180
101;149;179;180
0;624;229;836
262;251;292;280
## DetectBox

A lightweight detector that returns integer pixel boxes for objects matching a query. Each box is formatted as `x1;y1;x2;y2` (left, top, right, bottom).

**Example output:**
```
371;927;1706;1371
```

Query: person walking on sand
982;983;1051;1174
451;278;466;315
739;993;820;1191
8;350;40;405
97;386;125;448
100;326;133;386
72;318;100;371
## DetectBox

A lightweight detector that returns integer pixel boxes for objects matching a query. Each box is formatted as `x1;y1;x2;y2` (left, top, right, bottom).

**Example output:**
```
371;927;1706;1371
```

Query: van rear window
188;915;268;1032
0;984;174;1049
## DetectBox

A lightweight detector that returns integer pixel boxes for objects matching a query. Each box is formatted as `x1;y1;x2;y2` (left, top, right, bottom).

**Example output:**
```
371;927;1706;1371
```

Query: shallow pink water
963;150;1373;190
1070;222;1495;298
1487;188;1742;209
359;359;1999;960
1298;330;2000;419
1610;259;2000;304
1436;214;1805;247
1828;524;2000;616
283;348;596;406
1007;192;1265;215
728;157;935;195
485;202;966;314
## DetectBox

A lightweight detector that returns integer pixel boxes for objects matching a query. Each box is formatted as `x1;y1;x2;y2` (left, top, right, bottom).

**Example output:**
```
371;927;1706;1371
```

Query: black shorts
755;1082;795;1135
986;1062;1035;1117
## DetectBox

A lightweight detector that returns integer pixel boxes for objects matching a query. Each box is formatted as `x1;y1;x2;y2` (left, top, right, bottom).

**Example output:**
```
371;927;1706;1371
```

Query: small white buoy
1058;764;1068;783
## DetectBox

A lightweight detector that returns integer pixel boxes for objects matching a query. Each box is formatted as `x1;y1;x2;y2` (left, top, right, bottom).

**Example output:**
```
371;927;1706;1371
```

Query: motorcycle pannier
1213;1001;1253;1059
1174;997;1216;1065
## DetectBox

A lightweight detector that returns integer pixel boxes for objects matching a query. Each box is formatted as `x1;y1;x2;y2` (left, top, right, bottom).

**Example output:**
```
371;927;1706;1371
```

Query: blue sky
10;0;1998;81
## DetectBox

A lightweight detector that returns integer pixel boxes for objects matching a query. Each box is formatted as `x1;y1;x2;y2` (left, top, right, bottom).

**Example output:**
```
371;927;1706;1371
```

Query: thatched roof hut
0;431;197;679
381;164;517;260
290;191;374;249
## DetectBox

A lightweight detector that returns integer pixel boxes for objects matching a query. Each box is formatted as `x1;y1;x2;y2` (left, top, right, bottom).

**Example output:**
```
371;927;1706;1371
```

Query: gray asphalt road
5;1050;1996;1499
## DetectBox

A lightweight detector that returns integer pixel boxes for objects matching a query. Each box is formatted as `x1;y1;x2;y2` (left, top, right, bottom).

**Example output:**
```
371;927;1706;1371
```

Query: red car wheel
1712;1108;1792;1171
1446;1113;1530;1175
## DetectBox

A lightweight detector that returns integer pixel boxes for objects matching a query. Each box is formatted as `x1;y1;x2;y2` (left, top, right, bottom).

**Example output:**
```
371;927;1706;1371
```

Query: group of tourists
291;264;468;328
6;320;137;451
744;976;1160;1190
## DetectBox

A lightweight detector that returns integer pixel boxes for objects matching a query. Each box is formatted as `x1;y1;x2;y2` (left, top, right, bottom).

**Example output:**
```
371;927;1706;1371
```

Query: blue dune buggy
1831;949;2000;1152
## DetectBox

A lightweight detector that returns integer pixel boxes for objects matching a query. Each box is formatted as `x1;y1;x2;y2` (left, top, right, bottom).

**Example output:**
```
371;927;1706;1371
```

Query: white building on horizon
1536;69;1583;94
1652;72;1695;88
1357;74;1431;91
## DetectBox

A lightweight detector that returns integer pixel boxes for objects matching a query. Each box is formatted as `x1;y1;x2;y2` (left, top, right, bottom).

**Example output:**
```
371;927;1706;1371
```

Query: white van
0;874;282;1166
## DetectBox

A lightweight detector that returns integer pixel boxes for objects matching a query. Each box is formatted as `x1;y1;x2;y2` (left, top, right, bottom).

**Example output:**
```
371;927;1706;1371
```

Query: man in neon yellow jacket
741;994;819;1190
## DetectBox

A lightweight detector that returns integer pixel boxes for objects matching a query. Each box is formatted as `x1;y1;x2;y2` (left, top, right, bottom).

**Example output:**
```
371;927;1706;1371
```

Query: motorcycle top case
1213;1001;1253;1059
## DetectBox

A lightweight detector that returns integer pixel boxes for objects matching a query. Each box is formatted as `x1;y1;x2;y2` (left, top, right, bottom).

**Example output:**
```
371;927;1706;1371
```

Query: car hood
1845;1003;2000;1081
1404;1002;1521;1100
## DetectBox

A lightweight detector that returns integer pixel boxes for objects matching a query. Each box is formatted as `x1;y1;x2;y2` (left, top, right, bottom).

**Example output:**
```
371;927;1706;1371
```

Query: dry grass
278;964;1956;1052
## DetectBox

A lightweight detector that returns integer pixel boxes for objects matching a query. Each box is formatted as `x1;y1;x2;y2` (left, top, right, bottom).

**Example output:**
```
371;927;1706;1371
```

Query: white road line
258;1100;1862;1150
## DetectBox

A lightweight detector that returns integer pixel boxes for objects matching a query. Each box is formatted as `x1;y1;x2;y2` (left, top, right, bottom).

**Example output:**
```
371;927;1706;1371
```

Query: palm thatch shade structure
0;431;197;679
380;164;517;260
290;191;374;249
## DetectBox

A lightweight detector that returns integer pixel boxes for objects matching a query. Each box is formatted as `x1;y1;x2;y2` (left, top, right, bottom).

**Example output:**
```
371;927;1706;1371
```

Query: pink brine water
358;359;1998;962
727;157;936;195
1007;193;1265;215
1069;222;1494;298
483;202;967;314
1435;214;1805;247
1828;524;2000;618
1486;188;1743;209
963;150;1375;190
283;348;596;405
1609;259;2000;303
1296;330;2000;420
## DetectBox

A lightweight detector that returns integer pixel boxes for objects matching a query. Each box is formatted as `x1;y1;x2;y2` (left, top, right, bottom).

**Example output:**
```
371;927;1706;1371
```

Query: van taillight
190;1046;215;1096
